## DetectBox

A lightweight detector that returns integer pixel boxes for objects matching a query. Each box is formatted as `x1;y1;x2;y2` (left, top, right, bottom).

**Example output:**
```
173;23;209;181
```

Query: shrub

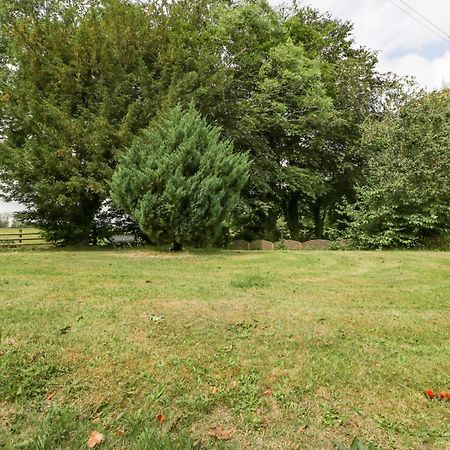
111;105;250;249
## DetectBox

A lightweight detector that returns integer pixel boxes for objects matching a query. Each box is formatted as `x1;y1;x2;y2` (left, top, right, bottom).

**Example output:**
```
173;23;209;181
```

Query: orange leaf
155;413;165;424
424;389;435;399
87;430;104;448
208;425;234;441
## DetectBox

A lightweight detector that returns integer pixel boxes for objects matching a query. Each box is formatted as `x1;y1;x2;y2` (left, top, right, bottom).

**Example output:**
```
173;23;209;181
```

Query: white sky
1;0;449;213
274;0;450;90
0;201;22;213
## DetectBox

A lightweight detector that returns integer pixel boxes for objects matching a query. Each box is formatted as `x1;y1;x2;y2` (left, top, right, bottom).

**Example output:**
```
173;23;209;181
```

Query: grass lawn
0;248;449;449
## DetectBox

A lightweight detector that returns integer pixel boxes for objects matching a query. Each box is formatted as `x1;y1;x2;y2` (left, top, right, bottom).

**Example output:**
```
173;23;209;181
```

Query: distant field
0;249;449;449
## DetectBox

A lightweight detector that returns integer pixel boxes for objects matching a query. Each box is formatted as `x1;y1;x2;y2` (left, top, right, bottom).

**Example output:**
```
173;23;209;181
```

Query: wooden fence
0;229;47;247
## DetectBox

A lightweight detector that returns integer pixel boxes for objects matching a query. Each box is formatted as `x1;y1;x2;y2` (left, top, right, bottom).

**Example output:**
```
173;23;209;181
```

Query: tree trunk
170;241;183;252
312;200;325;239
286;193;300;241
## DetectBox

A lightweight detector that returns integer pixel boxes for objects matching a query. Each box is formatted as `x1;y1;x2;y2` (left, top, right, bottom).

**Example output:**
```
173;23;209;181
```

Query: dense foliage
0;0;424;245
111;105;250;249
0;0;163;242
344;89;450;248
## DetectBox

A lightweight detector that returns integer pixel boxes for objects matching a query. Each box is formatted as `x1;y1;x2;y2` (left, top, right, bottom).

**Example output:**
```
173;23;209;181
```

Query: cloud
271;0;450;90
378;50;450;90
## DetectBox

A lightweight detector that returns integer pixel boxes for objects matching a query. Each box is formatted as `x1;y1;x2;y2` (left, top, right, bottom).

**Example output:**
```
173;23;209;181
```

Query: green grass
0;248;449;449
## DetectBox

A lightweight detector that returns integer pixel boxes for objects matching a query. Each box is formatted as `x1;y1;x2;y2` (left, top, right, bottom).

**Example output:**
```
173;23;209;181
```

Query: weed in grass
0;348;69;400
226;320;257;339
230;272;270;289
335;437;379;450
27;404;86;450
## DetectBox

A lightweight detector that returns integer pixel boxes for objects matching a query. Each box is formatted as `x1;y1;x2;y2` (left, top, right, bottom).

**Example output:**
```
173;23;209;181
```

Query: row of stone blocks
227;239;331;251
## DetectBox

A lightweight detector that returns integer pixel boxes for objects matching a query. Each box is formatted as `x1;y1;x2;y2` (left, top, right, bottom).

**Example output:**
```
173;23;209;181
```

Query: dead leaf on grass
46;391;56;401
208;425;234;441
155;413;165;424
87;430;104;448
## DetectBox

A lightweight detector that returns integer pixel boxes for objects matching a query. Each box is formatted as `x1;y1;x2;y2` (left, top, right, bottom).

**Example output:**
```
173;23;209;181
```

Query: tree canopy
111;104;250;249
344;89;450;248
0;0;415;245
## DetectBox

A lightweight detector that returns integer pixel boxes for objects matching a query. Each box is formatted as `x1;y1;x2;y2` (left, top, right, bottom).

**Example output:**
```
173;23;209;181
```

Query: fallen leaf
208;425;234;441
46;391;57;401
87;430;104;448
155;413;165;424
424;389;435;399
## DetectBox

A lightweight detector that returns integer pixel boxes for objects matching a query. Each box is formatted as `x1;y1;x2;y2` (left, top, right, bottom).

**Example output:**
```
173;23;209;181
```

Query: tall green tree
0;0;164;243
344;89;450;248
110;105;250;250
191;1;399;240
0;0;403;244
282;6;402;238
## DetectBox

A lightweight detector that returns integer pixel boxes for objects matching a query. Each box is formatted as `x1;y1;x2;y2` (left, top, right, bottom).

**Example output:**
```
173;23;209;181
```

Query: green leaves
0;0;406;244
0;0;163;243
334;437;378;450
111;105;250;248
344;89;450;248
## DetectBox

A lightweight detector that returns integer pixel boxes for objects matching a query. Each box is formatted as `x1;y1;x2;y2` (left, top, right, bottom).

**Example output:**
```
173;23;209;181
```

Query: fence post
19;228;22;244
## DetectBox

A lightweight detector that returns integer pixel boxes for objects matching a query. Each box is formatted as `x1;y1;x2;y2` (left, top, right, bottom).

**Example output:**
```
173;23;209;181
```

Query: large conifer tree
110;105;250;250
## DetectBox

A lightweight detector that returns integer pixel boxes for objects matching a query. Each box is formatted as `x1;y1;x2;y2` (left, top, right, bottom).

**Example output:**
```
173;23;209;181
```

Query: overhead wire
385;0;450;45
396;0;450;39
